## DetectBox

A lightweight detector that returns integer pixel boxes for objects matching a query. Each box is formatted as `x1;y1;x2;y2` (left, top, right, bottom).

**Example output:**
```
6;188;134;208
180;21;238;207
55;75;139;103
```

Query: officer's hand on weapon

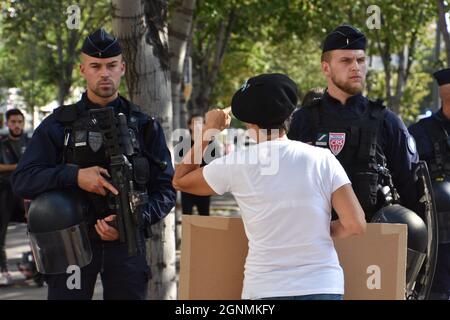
77;166;119;196
204;107;232;132
95;214;119;241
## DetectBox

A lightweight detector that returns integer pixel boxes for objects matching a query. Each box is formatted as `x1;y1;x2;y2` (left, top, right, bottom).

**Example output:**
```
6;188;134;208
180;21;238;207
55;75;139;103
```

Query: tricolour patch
329;132;346;156
88;131;103;152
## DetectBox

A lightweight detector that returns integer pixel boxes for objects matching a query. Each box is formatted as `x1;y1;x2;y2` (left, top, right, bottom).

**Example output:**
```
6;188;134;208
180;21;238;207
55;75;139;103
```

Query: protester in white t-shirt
173;73;366;300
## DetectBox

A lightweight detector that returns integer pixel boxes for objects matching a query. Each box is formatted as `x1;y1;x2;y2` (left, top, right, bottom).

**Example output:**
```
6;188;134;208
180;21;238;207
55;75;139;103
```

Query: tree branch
437;0;450;66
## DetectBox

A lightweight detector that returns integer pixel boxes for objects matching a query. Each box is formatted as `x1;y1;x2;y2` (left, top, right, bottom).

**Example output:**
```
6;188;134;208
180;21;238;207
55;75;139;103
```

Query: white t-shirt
203;137;350;299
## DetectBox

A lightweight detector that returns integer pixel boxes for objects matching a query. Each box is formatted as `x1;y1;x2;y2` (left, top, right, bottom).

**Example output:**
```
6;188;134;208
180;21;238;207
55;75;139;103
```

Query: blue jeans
260;294;343;300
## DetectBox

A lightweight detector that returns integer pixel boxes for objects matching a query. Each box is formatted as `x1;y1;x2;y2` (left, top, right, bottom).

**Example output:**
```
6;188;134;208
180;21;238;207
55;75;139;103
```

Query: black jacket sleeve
11;113;79;199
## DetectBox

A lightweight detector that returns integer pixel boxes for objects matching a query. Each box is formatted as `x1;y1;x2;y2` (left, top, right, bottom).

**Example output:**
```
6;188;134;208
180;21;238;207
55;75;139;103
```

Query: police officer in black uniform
0;109;30;285
288;25;438;299
409;68;450;299
288;24;420;220
11;29;176;299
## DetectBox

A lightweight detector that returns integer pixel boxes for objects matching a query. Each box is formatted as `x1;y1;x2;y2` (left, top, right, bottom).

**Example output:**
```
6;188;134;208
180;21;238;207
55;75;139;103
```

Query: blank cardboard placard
333;223;407;299
179;215;248;300
179;215;407;300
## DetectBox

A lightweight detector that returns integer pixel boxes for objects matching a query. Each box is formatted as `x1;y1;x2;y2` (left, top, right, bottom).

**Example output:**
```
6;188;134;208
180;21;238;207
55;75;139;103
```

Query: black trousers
45;241;151;300
0;185;25;272
181;192;210;216
430;243;450;299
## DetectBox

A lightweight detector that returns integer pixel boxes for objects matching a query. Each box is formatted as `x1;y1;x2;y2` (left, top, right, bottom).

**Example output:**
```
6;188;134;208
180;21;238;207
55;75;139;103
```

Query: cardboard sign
179;215;407;300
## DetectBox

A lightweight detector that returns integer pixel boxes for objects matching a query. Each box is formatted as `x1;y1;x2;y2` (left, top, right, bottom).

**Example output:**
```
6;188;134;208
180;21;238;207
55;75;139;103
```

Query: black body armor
307;99;397;220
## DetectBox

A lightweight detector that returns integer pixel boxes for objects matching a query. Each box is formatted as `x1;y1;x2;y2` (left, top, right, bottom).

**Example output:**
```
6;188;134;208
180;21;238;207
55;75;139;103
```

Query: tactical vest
0;134;31;185
54;99;153;223
422;115;450;180
421;116;450;243
306;98;396;220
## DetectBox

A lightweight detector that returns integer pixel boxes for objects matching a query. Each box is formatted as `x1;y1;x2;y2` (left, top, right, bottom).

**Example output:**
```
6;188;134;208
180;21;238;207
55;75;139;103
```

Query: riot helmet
28;189;92;274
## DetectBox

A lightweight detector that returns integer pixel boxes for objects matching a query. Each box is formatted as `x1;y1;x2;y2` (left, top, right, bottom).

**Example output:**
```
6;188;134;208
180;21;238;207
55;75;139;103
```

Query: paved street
0;193;239;300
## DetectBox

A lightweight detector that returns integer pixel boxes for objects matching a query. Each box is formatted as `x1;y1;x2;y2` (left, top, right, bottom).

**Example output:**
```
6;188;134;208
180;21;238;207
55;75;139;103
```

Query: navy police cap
81;28;122;58
433;68;450;86
322;24;366;53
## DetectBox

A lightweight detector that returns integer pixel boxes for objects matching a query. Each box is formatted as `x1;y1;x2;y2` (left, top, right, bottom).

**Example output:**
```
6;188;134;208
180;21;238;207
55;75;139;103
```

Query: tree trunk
374;29;393;108
437;0;450;67
169;0;196;131
57;81;66;106
168;0;196;252
392;47;406;115
54;20;79;106
433;17;441;111
387;9;422;115
112;0;177;300
180;53;192;128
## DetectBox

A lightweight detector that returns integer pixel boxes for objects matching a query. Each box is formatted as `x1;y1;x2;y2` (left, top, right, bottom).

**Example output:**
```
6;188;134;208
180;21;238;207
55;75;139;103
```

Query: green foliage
214;35;324;108
200;0;439;122
401;70;434;125
1;0;112;108
0;0;444;124
367;67;433;125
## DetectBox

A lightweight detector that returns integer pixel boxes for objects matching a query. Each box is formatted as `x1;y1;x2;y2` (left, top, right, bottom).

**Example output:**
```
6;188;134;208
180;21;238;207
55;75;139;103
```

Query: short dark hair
6;109;24;121
321;51;332;62
257;122;289;136
188;113;203;125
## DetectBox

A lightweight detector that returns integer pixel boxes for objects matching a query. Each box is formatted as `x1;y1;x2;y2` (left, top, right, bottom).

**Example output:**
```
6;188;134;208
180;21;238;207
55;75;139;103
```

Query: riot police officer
288;24;419;220
288;24;438;299
409;68;450;299
11;29;176;299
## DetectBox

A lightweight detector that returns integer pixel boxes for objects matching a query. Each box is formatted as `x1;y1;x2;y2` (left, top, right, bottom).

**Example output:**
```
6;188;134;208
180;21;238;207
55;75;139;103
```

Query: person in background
0;109;30;286
178;114;221;216
409;68;450;300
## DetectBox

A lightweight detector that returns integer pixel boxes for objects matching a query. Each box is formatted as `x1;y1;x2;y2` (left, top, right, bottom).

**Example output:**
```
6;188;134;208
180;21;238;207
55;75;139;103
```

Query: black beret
231;73;298;127
82;28;122;58
433;68;450;86
322;24;366;53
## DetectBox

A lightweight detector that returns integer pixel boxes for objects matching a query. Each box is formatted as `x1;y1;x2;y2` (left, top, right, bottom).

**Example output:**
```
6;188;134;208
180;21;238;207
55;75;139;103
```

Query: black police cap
322;24;366;53
433;68;450;86
81;28;122;58
231;73;298;127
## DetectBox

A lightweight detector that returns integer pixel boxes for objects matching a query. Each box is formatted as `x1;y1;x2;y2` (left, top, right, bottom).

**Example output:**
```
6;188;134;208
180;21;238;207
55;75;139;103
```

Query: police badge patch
88;131;103;152
329;132;346;156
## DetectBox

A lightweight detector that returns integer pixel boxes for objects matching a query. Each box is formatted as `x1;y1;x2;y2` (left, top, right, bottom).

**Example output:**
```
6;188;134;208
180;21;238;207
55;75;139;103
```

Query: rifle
88;107;150;256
